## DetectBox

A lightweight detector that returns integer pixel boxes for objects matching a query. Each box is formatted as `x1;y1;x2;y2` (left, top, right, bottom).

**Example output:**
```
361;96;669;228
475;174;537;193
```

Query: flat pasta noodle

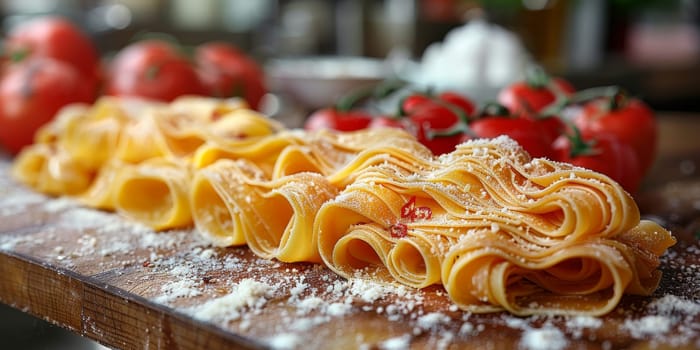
113;158;193;230
12;143;93;196
191;159;337;262
77;159;126;210
192;127;423;181
58;98;135;169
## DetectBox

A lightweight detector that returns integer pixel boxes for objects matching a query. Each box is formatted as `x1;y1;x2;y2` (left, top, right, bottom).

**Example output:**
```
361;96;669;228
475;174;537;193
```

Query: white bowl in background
266;56;388;110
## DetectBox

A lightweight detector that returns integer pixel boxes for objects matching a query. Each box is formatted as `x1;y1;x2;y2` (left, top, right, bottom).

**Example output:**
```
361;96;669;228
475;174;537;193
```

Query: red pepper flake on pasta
390;223;408;238
400;196;432;222
413;206;432;220
401;197;417;219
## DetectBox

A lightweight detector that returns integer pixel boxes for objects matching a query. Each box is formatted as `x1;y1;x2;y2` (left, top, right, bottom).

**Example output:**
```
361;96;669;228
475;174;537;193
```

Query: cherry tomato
498;77;575;115
552;132;641;194
533;115;566;145
106;40;205;102
573;96;657;173
304;108;372;132
0;58;95;154
408;103;461;130
437;91;476;118
417;132;463;156
368;115;409;131
470;116;555;159
408;103;465;155
4;16;100;81
401;91;476;119
400;93;433;115
195;42;267;110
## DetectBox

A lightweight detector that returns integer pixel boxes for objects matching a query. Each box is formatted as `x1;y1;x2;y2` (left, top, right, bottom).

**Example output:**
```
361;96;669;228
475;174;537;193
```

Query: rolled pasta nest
12;96;675;316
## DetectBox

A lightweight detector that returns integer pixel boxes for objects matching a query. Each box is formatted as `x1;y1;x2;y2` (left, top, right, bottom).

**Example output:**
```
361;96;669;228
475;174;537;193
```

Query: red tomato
408;103;461;130
401;93;433;115
533;115;566;145
417;132;463;156
552;132;641;194
408;103;465;155
195;42;267;110
368;115;409;131
0;58;95;154
304;108;372;132
573;97;657;173
470;116;555;159
106;40;205;102
438;91;476;117
498;77;575;115
4;16;100;82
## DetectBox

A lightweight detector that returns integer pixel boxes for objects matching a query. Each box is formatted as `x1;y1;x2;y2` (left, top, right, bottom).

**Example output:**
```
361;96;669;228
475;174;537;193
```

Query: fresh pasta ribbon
10;96;675;316
315;137;674;315
113;158;193;230
12;95;283;229
192;127;421;180
191;159;337;262
59;97;135;169
12;143;93;196
77;159;125;210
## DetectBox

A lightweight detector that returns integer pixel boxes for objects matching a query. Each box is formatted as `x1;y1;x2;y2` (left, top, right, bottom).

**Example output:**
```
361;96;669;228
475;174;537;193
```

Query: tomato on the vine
552;132;641;194
534;115;566;145
407;103;466;155
106;40;205;102
304;108;373;132
408;103;462;131
437;91;476;118
369;115;409;131
400;93;433;115
0;58;95;154
195;42;267;110
470;115;555;159
498;76;575;115
572;95;657;173
400;91;475;119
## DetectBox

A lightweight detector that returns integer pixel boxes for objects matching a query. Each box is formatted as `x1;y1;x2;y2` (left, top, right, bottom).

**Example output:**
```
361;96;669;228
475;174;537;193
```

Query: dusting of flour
1;162;700;350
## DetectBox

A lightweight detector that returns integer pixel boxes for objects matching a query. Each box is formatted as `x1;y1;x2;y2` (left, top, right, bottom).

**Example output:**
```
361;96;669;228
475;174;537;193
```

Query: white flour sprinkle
378;334;411;350
416;312;450;331
326;302;353;316
42;197;78;213
565;315;603;338
520;326;568;350
155;279;202;303
649;294;700;316
188;279;276;324
565;316;602;330
267;333;302;350
624;315;672;338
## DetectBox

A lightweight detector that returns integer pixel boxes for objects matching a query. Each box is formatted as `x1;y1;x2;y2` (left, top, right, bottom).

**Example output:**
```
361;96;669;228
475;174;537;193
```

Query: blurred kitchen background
1;0;700;113
0;0;698;348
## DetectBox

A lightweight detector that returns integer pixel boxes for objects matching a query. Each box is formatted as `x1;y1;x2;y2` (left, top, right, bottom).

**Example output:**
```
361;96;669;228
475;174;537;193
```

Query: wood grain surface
0;115;699;350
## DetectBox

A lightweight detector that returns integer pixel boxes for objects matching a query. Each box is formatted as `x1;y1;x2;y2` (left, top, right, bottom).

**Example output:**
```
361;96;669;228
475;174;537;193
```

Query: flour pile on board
519;326;568;350
189;278;277;323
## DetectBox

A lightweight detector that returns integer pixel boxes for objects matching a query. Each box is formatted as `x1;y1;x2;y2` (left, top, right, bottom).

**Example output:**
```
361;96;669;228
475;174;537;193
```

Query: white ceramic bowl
266;56;388;109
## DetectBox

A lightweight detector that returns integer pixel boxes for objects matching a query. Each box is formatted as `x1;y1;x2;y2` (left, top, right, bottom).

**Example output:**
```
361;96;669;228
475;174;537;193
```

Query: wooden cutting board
1;114;699;349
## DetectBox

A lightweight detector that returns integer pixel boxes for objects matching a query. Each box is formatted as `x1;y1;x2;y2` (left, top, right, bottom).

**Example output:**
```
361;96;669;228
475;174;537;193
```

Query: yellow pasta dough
10;96;675;316
191;159;337;262
113;158;193;230
314;136;675;315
